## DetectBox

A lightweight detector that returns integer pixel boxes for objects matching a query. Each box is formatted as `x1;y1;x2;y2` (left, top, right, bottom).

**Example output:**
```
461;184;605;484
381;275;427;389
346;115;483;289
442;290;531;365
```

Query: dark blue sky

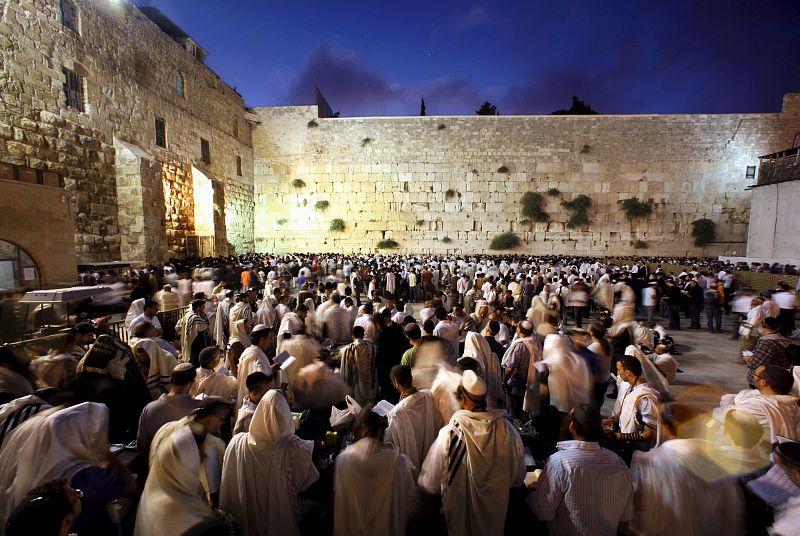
133;0;800;116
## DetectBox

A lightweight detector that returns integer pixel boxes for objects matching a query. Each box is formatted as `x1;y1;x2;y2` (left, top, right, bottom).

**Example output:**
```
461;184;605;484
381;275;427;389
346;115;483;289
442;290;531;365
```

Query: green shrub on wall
315;200;330;211
619;198;653;221
276;218;288;225
561;194;592;229
520;192;548;222
376;238;399;249
547;187;561;197
633;239;648;249
329;218;345;232
490;232;520;250
691;218;716;246
307;119;318;128
291;179;306;189
441;236;452;243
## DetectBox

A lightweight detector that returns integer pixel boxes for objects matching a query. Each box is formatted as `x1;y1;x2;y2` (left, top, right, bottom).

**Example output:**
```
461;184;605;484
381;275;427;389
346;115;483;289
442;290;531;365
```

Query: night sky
132;0;800;117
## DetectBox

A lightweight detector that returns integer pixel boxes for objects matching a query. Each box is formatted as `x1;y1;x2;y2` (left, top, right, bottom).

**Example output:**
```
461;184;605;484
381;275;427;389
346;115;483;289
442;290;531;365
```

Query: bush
520;192;548;222
441;236;452;243
276;218;288;225
490;232;520;250
580;144;591;154
632;239;648;249
691;218;716;246
497;165;509;173
547;187;561;197
437;124;447;130
329;218;345;232
307;119;319;128
376;238;399;249
562;194;592;229
566;212;589;229
314;200;330;211
415;219;426;226
619;198;653;221
291;178;306;189
445;189;459;200
361;137;373;147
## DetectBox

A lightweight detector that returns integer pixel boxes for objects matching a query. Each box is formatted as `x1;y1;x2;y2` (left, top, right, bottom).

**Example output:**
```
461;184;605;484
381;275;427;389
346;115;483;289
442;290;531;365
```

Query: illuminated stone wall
252;100;800;256
0;0;254;266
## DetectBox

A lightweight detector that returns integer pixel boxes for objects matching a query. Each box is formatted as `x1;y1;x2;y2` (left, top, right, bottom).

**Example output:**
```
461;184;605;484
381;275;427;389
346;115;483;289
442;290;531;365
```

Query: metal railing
757;147;800;187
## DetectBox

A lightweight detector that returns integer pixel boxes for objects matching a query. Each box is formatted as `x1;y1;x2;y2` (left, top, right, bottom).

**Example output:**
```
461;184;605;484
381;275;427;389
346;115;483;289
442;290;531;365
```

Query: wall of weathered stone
252;100;800;256
747;180;800;259
0;0;254;268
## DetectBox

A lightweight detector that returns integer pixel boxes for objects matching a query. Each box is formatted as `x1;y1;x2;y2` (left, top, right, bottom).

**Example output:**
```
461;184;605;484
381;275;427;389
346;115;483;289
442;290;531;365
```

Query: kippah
251;324;270;335
461;370;487;398
519;320;533;331
198;347;219;368
174;362;193;372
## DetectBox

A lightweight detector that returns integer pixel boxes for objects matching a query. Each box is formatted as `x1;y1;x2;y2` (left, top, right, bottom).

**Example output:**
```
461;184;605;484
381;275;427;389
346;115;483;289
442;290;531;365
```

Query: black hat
763;316;781;331
74;321;95;335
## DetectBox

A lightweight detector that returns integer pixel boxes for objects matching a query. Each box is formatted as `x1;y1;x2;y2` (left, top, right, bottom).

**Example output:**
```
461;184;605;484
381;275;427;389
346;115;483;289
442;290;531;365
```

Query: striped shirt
533;440;634;536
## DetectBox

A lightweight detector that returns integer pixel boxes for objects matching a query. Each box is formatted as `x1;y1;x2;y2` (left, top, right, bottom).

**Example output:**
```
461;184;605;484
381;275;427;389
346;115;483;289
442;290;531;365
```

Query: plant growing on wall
580;144;591;154
307;119;318;128
619;198;653;221
441;236;452;243
632;239;648;249
329;218;345;232
291;178;306;189
376;238;399;249
437;124;447;130
490;232;521;250
445;189;459;200
561;194;592;229
415;219;426;226
497;165;509;173
276;218;288;225
547;187;561;197
691;218;716;246
520;192;548;222
361;137;373;147
315;200;330;211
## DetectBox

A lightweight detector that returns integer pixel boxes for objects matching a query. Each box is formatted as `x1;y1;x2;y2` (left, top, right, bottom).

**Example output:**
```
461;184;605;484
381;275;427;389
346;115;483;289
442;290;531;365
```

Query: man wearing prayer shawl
605;353;661;450
384;365;443;478
277;303;308;340
533;333;592;415
213;290;234;346
334;406;416;536
235;325;277;408
419;370;526;536
191;347;237;402
220;390;319;536
131;337;178;399
135;424;226;536
460;331;503;409
340;326;378;405
501;320;542;419
178;299;211;366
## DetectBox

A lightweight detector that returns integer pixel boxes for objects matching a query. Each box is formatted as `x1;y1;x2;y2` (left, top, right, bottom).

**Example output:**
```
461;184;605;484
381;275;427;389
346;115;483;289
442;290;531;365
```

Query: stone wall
252;101;800;256
0;0;254;267
747;180;800;259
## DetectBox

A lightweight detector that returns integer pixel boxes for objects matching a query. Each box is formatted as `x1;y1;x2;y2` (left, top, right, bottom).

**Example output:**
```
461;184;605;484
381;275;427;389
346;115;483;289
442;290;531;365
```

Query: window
233;118;238;138
60;0;78;33
155;117;166;148
176;71;184;97
62;67;84;111
200;138;210;164
0;162;62;187
746;165;756;180
236;155;242;176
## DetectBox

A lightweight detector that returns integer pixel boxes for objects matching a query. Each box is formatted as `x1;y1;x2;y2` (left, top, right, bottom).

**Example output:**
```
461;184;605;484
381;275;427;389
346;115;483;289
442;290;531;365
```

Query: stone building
0;0;254;288
1;0;799;291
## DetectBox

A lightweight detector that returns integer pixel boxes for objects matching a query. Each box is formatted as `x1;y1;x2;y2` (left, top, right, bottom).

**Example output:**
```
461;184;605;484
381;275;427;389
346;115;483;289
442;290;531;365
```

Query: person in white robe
501;320;542;419
277;333;321;402
384;365;443;477
538;333;592;413
334;406;416;536
277;306;307;340
255;295;276;329
131;337;178;399
419;371;526;536
233;371;272;435
460;331;503;409
235;325;277;408
190;347;237;402
125;298;145;331
29;351;76;390
135;424;221;536
339;327;378;405
220;390;319;536
213;291;233;346
631;438;744;536
612;282;635;324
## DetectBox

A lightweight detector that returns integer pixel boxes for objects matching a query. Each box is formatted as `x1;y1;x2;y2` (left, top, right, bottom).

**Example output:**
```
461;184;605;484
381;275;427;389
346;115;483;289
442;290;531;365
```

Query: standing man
178;299;211;366
419;371;526;536
339;326;378;406
457;275;472;308
773;282;797;336
501;320;541;420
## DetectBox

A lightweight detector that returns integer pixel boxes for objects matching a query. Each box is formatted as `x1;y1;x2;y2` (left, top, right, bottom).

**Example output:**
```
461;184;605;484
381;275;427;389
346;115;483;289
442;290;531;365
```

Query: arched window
176;71;184;97
0;240;41;290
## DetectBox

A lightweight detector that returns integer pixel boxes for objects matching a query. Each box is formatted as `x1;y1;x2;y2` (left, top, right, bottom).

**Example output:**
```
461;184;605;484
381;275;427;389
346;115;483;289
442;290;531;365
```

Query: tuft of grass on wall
307;119;319;128
329;218;345;232
437;124;447;130
314;200;330;211
547;187;561;197
441;236;452;243
490;232;520;250
691;218;716;246
376;238;399;249
497;165;509;173
632;239;648;249
276;218;288;225
520;192;548;222
291;178;306;189
361;137;373;147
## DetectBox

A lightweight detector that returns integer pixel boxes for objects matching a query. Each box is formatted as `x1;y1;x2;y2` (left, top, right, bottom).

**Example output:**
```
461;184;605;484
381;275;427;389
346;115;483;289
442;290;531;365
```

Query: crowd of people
0;252;799;535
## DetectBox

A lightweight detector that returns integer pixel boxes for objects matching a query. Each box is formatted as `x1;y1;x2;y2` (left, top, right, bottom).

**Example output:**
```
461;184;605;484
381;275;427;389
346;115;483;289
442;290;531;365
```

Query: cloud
284;45;482;116
454;4;493;30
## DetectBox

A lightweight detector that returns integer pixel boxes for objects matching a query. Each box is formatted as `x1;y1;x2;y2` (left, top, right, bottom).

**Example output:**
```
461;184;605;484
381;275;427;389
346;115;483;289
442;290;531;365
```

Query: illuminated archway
0;240;41;290
191;166;215;256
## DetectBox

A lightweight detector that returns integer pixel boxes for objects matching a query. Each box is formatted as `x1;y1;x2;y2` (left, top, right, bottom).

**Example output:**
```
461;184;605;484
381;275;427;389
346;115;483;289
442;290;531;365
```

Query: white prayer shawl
631;439;744;536
419;410;525;536
385;389;443;477
320;307;352;344
125;298;145;331
228;319;251;349
178;311;209;363
219;390;319;536
505;335;542;416
278;335;321;399
135;426;213;536
461;332;503;409
719;389;800;446
255;299;276;329
236;345;272;409
652;353;679;384
542;334;592;413
213;298;232;346
339;338;378;406
278;312;305;340
625;345;671;400
191;367;237;402
229;301;254;329
314;299;337;337
771;496;800;536
132;338;178;399
0;395;50;451
334;438;415;536
1;402;109;524
233;397;257;435
29;352;76;389
0;368;34;398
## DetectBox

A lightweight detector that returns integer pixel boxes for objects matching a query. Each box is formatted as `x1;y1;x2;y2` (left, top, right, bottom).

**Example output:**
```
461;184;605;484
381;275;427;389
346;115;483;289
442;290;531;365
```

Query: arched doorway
0;240;41;291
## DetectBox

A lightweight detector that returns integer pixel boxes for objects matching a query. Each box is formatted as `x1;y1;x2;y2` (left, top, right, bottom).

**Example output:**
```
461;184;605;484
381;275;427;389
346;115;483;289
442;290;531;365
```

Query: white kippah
174;362;194;372
461;370;487;398
251;324;270;334
520;320;533;331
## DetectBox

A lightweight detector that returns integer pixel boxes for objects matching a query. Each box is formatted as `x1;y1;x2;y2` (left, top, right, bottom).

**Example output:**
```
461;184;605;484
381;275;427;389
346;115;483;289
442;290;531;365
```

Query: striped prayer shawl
0;403;45;450
446;421;467;486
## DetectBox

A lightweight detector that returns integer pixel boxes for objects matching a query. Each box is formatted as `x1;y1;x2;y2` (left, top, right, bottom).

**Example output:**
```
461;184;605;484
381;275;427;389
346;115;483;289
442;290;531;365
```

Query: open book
371;399;395;417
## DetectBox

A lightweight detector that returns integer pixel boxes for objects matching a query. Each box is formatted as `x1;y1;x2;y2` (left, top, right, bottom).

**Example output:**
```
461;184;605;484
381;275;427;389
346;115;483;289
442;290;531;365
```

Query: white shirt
533;440;634;536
